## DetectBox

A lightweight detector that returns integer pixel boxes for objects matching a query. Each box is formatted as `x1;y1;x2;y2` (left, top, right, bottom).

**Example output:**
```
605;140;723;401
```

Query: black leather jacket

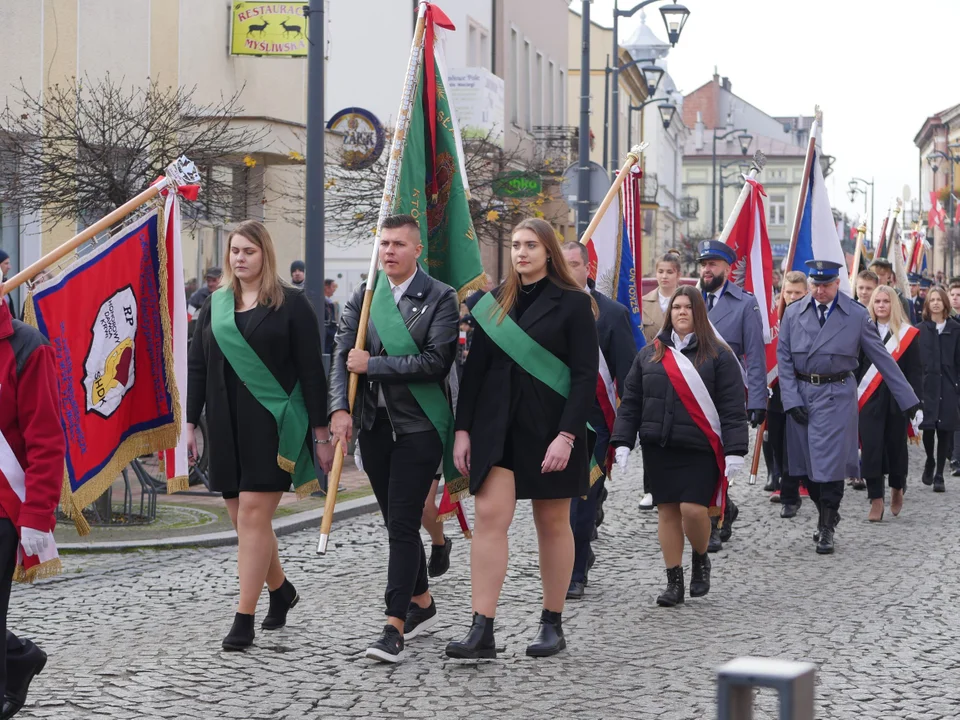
327;268;459;434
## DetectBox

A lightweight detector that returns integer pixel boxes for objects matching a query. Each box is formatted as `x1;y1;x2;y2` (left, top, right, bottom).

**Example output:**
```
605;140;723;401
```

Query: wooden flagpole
317;4;428;555
748;419;766;486
5;179;170;293
778;107;821;318
577;142;648;245
848;221;867;288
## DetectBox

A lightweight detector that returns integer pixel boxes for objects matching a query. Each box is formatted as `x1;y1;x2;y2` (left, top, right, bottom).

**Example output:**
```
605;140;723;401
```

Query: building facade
682;72;817;267
913;103;960;279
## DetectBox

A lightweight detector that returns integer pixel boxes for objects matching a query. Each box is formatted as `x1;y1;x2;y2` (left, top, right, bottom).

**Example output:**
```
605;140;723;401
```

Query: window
534;52;543;128
480;31;490;70
767;168;786;182
510;29;519;124
768;194;786;226
469;25;478;66
547;61;555;126
522;40;532;131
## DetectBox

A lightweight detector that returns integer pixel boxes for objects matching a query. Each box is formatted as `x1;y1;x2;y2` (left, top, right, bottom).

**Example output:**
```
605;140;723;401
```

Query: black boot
262;579;299;630
445;613;497;659
780;502;799;519
934;474;946;493
922;459;935;486
763;472;781;493
0;638;46;720
708;516;722;553
689;550;711;597
526;609;566;657
222;612;255;651
816;508;837;555
657;566;685;607
719;501;738;542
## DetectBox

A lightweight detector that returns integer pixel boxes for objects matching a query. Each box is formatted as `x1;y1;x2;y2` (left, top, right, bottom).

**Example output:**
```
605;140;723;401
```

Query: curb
58;494;381;553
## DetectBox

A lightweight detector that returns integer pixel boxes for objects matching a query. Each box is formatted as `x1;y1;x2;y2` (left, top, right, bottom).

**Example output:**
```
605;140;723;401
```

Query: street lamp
848;176;874;243
657;103;677;130
611;58;668;177
712;127;753;235
820;154;835;178
718;158;748;223
641;65;665;98
611;0;690;174
627;99;677;148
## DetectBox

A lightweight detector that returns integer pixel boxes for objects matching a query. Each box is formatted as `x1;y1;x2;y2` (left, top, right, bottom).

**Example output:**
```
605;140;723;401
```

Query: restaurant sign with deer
230;2;308;57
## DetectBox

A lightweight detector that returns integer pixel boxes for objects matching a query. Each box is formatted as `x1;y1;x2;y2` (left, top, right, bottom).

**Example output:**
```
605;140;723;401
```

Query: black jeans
359;415;443;621
866;474;905;500
805;481;844;513
570;421;609;583
779;474;807;506
923;428;953;475
0;520;30;698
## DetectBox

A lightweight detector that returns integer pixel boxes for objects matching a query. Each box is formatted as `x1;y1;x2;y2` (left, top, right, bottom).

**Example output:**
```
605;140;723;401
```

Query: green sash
472;292;601;483
210;289;317;495
369;272;468;499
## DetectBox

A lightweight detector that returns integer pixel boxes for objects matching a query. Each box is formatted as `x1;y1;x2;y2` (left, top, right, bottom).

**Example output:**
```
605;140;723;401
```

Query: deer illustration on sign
247;19;269;36
280;19;303;37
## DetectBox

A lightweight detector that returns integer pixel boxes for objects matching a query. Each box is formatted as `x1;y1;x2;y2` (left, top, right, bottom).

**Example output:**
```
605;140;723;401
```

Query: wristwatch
314;437;332;445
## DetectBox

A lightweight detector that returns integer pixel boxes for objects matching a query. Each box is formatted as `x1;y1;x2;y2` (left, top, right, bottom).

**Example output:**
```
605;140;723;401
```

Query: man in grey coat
778;259;920;555
698;240;768;551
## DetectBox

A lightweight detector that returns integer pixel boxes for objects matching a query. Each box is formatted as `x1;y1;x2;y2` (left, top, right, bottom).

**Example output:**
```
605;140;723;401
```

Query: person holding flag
697;240;767;551
561;241;636;601
777;260;919;555
857;286;922;520
329;214;460;664
446;218;598;660
610;286;748;606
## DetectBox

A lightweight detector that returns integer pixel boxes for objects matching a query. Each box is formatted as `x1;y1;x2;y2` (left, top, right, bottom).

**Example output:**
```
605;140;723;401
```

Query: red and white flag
725;177;778;384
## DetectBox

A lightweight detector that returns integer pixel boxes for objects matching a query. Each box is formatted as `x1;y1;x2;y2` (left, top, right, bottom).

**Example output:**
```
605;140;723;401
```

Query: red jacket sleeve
17;344;65;532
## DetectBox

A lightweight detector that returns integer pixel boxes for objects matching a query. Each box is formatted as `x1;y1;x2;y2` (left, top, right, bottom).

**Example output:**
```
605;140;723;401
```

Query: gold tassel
22;294;37;328
277;454;297;474
589;463;603;488
457;273;488;303
14;557;62;584
295;479;320;499
165;475;189;494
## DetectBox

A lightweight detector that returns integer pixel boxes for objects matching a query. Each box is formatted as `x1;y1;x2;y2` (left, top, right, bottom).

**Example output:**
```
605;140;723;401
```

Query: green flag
393;59;485;300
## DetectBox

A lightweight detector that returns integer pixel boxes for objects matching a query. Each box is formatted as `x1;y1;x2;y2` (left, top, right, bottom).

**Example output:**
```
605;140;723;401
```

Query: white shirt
378;270;418;407
672;330;694;351
658;292;671;313
937;320;946;335
877;321;889;339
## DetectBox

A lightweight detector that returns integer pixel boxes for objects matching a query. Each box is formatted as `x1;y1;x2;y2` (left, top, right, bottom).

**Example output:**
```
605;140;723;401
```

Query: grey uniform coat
777;292;919;483
707;281;767;411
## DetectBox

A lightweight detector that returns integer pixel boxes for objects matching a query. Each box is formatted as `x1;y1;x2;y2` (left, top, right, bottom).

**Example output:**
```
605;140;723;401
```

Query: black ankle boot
922;459;935;486
763;472;781;492
222;612;255;651
657;566;684;607
445;613;496;659
707;517;722;553
719;502;738;542
526;609;566;657
262;579;299;630
689;550;711;597
816;508;837;555
934;474;946;493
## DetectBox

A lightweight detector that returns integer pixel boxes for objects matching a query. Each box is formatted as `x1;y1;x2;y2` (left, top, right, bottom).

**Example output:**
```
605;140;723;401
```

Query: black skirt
641;444;718;507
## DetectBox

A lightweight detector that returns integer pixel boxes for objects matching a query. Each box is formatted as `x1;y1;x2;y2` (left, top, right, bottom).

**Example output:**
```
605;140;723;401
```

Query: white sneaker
638;493;654;510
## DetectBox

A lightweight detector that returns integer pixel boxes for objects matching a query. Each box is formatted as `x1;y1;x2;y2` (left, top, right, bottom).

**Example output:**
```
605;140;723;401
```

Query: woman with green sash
187;220;334;651
446;218;599;659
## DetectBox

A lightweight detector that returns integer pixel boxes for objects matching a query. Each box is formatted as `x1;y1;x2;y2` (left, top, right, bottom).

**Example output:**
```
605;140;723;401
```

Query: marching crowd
0;211;954;717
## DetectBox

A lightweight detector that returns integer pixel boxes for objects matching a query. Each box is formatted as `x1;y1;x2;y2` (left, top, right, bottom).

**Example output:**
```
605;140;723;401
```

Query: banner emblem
84;287;137;417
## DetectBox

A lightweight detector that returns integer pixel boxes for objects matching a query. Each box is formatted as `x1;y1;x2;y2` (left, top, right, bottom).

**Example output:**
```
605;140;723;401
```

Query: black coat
455;281;599;498
327;268;459;434
187;287;327;493
611;331;748;456
918;318;960;431
856;326;922;477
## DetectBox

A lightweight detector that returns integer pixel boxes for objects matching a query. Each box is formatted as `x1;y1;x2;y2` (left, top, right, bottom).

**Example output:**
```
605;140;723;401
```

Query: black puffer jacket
918;318;960;431
611;331;748;456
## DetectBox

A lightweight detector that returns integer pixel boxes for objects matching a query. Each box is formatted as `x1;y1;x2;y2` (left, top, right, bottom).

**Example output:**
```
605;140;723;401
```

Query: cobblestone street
13;443;960;719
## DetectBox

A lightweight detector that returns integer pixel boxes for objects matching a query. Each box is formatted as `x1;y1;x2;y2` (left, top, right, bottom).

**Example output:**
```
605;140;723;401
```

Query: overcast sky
573;0;960;231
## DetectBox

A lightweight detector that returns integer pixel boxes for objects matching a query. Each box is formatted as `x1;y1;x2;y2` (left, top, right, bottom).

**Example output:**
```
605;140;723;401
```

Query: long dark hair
923;286;950;322
651;285;722;366
495;218;597;322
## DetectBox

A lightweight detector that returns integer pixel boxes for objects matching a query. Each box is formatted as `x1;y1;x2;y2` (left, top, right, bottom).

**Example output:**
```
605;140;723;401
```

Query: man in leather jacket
328;214;459;664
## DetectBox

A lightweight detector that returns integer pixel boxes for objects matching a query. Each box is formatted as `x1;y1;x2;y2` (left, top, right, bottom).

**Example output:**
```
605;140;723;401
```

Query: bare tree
303;128;570;248
0;74;267;228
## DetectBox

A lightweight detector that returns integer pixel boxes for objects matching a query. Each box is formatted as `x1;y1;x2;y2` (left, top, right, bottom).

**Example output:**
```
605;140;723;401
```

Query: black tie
707;293;715;311
818;303;828;327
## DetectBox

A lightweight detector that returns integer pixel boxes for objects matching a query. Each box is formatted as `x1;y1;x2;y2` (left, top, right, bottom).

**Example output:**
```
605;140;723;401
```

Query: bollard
717;657;815;720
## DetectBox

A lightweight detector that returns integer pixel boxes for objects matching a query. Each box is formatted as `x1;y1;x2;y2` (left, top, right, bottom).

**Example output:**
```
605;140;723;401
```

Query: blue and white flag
786;119;852;296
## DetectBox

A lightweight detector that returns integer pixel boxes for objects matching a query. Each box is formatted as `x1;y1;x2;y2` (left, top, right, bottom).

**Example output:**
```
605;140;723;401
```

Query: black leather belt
795;371;849;386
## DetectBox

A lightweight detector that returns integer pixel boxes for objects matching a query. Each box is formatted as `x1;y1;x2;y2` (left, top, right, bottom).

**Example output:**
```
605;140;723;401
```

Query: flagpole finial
894;197;903;213
625;142;649;165
814;106;823;124
752;150;767;171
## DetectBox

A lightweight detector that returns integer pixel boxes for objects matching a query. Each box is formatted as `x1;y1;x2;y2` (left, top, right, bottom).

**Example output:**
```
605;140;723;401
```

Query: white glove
724;455;744;478
354;441;364;473
912;410;924;436
615;446;630;473
20;527;49;558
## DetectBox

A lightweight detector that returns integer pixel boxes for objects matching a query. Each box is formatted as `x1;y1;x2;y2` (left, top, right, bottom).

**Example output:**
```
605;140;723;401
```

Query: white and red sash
0;426;60;582
857;324;919;437
659;342;727;518
595;349;618;471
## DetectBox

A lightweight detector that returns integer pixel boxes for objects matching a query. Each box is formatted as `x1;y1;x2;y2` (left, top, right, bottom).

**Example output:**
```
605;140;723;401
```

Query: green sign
493;171;542;198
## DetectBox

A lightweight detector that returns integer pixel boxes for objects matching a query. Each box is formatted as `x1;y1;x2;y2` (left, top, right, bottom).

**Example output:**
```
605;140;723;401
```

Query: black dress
456;278;599;500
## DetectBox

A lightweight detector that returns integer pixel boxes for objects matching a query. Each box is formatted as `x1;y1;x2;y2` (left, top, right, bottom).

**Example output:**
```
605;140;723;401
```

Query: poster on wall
230;2;309;57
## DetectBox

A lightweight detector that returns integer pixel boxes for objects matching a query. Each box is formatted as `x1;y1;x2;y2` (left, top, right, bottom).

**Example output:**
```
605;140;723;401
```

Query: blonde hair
222;220;287;309
869;285;906;350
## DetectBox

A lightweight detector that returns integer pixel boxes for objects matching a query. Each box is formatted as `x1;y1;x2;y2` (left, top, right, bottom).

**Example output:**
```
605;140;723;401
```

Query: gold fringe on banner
457;273;487;303
13;557;63;584
295;479;320;499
